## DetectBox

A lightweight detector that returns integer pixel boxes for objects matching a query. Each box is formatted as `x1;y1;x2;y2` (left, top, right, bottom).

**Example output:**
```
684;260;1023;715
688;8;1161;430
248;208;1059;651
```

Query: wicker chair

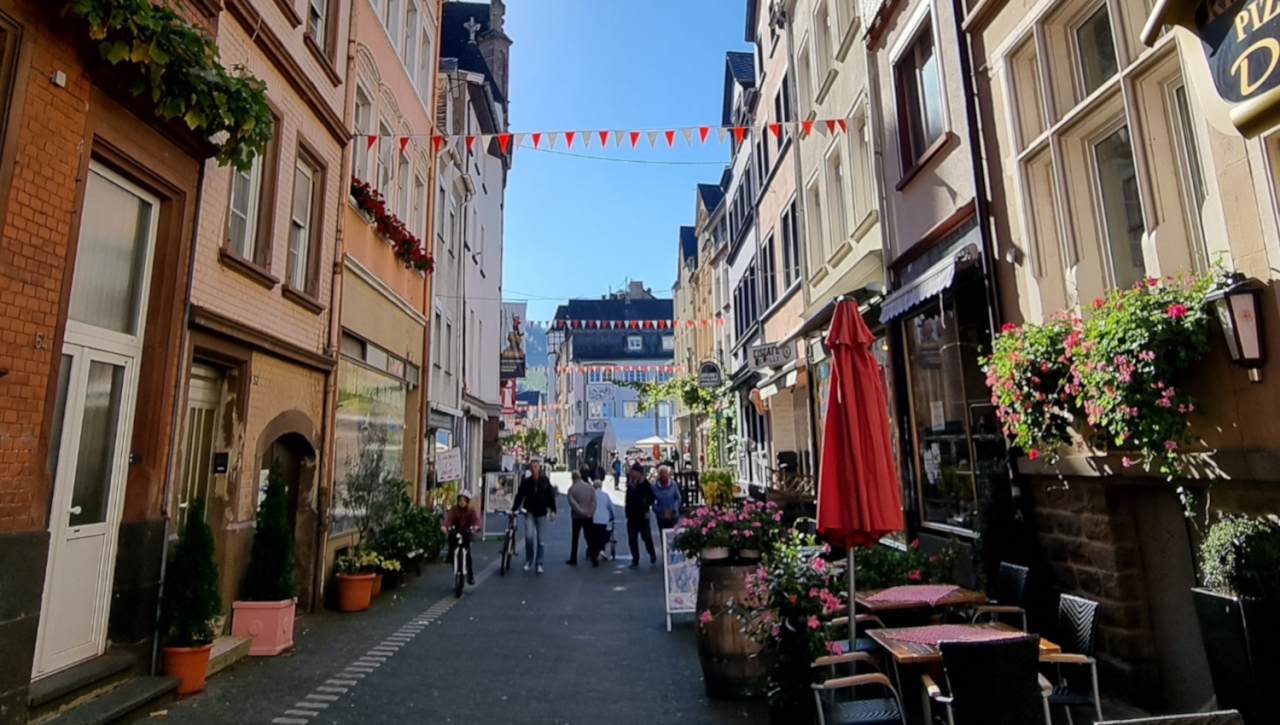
925;634;1051;725
972;562;1030;630
1098;712;1243;725
1043;593;1103;723
810;652;905;725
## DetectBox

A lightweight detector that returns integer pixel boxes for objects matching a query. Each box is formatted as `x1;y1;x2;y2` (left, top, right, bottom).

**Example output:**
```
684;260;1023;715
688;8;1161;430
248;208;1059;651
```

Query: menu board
662;528;699;632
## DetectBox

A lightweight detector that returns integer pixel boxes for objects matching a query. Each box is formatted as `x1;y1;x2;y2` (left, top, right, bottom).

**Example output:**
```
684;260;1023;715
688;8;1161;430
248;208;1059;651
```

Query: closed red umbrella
817;301;904;647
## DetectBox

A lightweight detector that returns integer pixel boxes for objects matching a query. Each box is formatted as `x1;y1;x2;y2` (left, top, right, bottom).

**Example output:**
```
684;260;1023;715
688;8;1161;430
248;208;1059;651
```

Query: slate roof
680;226;697;265
723;51;756;126
697;183;725;212
554;298;674;324
441;3;507;107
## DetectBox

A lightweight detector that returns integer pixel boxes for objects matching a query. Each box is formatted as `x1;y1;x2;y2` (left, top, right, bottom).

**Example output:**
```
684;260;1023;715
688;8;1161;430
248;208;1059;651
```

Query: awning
730;365;761;391
879;255;959;322
757;363;800;401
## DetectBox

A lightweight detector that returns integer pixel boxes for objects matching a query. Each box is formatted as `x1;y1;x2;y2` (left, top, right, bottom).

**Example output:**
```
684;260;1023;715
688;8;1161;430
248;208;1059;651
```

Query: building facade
672;225;698;456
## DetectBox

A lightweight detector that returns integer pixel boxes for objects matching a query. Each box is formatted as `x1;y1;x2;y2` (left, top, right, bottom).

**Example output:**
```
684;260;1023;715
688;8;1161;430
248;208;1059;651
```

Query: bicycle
451;529;471;598
498;510;519;576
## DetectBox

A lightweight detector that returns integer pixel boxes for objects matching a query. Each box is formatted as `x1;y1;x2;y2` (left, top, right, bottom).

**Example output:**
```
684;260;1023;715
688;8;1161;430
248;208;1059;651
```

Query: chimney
629;281;645;299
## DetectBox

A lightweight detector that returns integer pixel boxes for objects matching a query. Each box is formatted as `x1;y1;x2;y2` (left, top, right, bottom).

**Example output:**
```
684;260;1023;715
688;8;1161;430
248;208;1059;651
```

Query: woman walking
588;478;615;566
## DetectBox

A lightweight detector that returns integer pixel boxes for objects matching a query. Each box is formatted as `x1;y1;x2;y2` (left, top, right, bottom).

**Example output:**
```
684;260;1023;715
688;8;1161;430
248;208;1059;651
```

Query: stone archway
256;411;320;609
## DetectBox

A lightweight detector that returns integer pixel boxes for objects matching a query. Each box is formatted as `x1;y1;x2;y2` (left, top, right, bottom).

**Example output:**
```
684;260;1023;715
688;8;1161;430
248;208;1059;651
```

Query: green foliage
707;409;735;468
339;448;404;542
65;0;273;171
624;373;727;416
501;427;547;458
368;481;446;562
241;460;297;602
983;269;1225;473
673;500;785;558
699;470;735;508
335;548;381;575
160;499;222;647
854;539;961;590
1200;515;1280;601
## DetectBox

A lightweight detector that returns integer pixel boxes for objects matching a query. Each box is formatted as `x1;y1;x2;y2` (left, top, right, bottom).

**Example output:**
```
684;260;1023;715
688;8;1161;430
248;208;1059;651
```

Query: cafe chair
1043;594;1103;724
828;613;888;655
1097;713;1243;725
810;652;905;725
923;634;1051;725
971;562;1030;630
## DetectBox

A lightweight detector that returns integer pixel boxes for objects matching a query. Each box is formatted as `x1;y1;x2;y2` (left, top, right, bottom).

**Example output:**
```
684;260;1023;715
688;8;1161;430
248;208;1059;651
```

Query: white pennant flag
614;129;627;147
647;131;658;148
682;128;694;146
546;131;559;150
717;126;728;144
582;131;593;149
513;133;525;151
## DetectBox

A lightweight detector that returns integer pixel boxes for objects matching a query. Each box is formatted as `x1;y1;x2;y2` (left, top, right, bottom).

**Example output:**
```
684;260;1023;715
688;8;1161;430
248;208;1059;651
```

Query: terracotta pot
161;643;214;695
336;573;376;612
370;573;384;597
231;599;296;656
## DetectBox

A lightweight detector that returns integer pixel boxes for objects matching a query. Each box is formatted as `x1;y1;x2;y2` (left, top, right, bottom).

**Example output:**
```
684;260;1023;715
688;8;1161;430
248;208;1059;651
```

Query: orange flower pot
336;573;376;612
370;573;384;597
231;599;296;656
161;643;214;694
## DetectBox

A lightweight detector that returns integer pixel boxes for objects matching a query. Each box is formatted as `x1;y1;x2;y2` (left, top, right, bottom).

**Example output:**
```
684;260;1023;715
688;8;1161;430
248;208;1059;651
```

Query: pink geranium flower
1167;303;1188;318
807;615;821;630
699;610;711;624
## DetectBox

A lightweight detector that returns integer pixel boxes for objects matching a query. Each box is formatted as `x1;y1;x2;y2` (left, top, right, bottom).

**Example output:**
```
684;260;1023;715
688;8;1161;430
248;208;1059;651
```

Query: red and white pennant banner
521;319;726;330
555;365;687;374
362;118;853;156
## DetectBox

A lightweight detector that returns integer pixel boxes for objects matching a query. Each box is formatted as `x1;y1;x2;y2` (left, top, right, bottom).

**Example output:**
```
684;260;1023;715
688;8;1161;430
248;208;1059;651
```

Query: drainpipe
418;1;443;505
152;158;207;675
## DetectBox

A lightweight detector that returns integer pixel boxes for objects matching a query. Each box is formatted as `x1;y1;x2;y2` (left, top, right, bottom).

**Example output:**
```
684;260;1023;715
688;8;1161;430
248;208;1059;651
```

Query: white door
33;163;159;677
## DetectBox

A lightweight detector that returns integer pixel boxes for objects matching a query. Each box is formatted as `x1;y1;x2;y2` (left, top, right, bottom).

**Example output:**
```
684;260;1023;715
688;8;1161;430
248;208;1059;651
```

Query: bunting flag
717;127;728;144
497;133;510;153
465;135;475;153
664;129;676;147
699;126;711;144
768;123;781;139
564;130;576;149
733;126;746;144
532;132;542;150
616;129;628;147
399;136;410;154
367;135;378;151
526;318;726;330
802;120;813;137
600;130;611;148
433;135;444;153
582;131;592;149
629;130;641;148
546;131;559;150
553;365;689;374
682;128;693;146
647;131;659;148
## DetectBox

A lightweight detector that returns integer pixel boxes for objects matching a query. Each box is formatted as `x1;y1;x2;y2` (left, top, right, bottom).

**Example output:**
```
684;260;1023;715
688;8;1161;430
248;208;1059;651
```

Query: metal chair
972;562;1030;630
1098;713;1243;725
1043;593;1103;724
810;651;906;725
924;634;1051;725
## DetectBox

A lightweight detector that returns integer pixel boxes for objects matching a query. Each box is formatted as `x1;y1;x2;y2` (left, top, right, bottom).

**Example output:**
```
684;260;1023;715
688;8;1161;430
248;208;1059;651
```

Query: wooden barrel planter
696;562;767;699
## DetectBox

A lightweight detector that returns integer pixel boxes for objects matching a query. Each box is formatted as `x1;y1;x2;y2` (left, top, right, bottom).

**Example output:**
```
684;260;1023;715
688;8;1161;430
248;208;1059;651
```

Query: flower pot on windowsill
336;573;376;612
231;598;296;656
161;643;215;694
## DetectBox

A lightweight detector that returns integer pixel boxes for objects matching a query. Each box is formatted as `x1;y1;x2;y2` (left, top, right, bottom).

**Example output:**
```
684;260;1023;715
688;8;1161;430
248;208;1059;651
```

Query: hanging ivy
65;0;273;171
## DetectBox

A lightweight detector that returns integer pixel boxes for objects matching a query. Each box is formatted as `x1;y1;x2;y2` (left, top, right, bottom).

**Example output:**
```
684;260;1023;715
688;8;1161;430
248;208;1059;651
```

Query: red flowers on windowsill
350;177;434;273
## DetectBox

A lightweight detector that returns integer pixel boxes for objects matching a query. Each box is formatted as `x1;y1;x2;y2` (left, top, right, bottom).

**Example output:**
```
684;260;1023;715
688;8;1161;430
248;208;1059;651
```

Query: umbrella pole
847;547;857;676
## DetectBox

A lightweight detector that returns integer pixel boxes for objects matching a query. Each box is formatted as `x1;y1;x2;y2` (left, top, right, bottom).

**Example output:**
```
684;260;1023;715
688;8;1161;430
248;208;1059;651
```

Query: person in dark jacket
512;459;557;573
624;462;657;568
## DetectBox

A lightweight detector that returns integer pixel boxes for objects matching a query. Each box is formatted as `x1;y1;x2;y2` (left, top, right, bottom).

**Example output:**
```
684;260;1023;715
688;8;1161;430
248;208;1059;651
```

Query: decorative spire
464;16;481;44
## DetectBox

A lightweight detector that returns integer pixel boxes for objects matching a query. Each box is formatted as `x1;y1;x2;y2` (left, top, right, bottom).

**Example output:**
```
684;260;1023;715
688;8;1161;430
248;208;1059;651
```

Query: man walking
566;470;597;565
652;465;681;531
513;459;557;573
624;462;657;569
611;454;622;491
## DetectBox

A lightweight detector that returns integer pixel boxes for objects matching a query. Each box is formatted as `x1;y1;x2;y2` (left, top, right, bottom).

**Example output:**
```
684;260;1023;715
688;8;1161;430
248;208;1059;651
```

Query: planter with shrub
232;460;297;656
159;499;222;694
1192;515;1280;724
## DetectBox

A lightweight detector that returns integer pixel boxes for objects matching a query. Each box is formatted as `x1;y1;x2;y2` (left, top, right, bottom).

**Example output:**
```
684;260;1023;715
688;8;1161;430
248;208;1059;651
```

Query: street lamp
1209;275;1266;382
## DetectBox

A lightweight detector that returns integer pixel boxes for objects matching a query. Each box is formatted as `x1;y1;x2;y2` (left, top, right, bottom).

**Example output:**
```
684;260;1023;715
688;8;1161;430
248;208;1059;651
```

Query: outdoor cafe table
854;585;989;613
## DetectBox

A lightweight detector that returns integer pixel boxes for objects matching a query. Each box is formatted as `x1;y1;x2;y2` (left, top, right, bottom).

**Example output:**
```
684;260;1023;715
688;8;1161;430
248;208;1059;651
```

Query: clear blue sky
500;0;751;322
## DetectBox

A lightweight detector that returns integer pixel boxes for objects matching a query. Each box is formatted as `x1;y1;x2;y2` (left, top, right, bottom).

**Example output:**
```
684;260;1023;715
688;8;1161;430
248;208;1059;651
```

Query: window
662;335;674;351
896;23;945;165
627;336;643;351
657;402;671;419
1094;126;1146;289
827;151;848;248
1172;85;1209;263
589;402;604;419
815;2;834;85
433;312;442;367
228;154;265;261
444;320;453;372
624;401;640;418
403;1;419;71
1076;5;1118;97
307;0;330;52
602;368;613;382
353;87;373;182
383;0;402;51
418;27;435;104
849;112;874;222
602;402;615;418
781;201;801;287
760;234;778;309
396;155;411;218
589;368;602;383
807;181;825;267
798;45;814;117
412;175;427;239
376;121;394;197
287;152;322;293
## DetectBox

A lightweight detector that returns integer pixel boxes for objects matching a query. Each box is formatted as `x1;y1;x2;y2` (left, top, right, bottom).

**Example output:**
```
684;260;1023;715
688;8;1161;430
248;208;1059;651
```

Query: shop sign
749;341;796;369
437;448;463;483
698;361;722;388
501;379;517;414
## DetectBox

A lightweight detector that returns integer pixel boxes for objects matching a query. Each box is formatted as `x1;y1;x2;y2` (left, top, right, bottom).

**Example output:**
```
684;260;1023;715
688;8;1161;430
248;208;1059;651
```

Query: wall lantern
1208;275;1265;382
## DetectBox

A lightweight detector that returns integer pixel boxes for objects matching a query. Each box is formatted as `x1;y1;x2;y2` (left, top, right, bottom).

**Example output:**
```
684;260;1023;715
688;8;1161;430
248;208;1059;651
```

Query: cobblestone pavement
157;491;766;725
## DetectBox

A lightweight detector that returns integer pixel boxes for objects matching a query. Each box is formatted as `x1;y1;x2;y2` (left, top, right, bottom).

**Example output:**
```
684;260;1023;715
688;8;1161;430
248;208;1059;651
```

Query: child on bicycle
443;489;481;585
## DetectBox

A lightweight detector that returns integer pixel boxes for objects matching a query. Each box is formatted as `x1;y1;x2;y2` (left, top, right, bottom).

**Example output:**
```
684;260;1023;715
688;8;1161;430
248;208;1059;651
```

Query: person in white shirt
587;478;615;567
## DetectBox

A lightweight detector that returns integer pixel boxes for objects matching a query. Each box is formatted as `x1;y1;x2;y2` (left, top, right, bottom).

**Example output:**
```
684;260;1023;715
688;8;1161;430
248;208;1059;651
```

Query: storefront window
902;280;996;533
332;361;407;534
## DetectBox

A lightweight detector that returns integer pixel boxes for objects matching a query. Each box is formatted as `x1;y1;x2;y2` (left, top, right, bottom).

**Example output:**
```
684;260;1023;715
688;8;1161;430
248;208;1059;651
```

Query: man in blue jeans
512;459;557;573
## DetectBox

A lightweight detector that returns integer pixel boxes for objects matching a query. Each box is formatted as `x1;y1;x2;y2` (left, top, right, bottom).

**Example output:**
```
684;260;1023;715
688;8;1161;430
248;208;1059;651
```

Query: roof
441;3;507;107
680;226;697;264
697;183;725;212
555;297;674;324
722;51;756;126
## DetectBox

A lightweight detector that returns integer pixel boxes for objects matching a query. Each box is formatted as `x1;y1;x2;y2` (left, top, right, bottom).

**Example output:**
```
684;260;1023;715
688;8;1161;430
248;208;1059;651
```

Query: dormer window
627;335;643;351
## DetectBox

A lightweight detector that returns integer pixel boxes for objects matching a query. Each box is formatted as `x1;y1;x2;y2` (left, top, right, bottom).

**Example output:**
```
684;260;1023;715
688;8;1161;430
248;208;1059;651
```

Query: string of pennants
555;365;688;374
520;319;727;330
509;403;566;411
363;118;854;155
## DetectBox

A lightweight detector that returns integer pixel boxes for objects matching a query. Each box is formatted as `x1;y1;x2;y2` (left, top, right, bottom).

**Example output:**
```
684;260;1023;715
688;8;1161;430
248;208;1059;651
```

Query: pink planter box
231;599;296;656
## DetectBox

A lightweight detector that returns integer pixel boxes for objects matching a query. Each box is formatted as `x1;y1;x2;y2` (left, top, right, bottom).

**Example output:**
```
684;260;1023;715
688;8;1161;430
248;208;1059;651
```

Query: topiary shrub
161;498;222;647
1200;515;1280;601
241;459;297;601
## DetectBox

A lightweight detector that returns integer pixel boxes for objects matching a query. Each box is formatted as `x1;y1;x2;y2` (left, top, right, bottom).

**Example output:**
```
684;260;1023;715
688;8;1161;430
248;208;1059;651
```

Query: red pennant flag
399;137;410;154
802;120;814;137
572;319;579;328
838;119;848;133
433;135;444;153
733;126;746;144
686;320;694;328
629;131;641;148
826;120;837;135
630;320;637;329
700;319;708;327
565;131;576;149
367;135;378;150
664;130;675;147
497;133;511;153
769;123;781;138
532;133;542;149
599;130;609;147
465;136;475;153
698;126;710;144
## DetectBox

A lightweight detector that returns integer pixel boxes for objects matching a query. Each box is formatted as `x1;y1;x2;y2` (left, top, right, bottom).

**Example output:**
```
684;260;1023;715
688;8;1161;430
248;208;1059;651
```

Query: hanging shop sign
436;448;463;483
501;380;517;415
698;361;723;389
749;341;796;370
500;303;527;379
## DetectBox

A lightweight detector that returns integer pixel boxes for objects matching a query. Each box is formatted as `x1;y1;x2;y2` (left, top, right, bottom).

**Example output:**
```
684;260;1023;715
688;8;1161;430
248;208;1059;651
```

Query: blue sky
501;0;751;322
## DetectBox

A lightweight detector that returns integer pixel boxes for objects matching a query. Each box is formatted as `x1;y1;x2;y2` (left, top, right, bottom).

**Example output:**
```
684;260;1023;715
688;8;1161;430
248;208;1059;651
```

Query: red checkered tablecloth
885;625;1026;645
865;585;960;606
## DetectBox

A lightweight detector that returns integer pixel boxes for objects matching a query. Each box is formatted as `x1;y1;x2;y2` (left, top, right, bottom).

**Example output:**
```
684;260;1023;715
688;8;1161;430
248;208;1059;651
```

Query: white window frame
627;335;643;351
288;157;318;291
228;153;264;261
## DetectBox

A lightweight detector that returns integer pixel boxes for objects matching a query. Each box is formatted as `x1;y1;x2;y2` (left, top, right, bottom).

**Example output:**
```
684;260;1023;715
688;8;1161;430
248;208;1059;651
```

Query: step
206;636;251;678
39;677;179;725
29;653;137;717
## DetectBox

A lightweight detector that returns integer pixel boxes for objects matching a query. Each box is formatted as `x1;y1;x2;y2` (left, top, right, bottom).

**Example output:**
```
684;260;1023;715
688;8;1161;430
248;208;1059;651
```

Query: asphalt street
157;483;766;725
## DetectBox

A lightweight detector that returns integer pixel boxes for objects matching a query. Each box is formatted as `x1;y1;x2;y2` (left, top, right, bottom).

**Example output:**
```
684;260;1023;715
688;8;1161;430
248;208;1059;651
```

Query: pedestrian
588;478;615;567
566;470;597;566
611;454;622;491
624;462;657;568
588;457;606;484
652;465;681;531
512;459;557;573
442;489;481;586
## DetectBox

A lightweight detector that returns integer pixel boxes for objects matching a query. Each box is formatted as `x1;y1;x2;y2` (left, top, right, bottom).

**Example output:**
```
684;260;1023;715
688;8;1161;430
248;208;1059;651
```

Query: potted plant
700;470;736;508
729;500;785;561
232;460;297;656
1192;515;1280;724
334;549;379;612
378;556;403;591
674;507;734;562
159;498;222;694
